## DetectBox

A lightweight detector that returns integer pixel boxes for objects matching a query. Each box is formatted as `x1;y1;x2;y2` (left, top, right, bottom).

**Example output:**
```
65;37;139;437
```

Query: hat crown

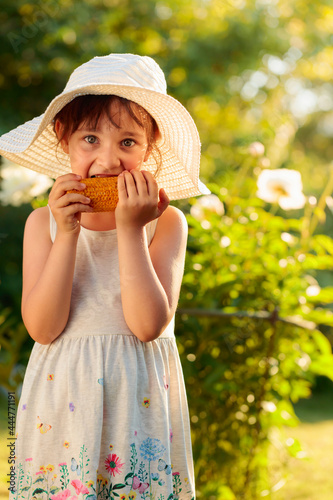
63;53;167;95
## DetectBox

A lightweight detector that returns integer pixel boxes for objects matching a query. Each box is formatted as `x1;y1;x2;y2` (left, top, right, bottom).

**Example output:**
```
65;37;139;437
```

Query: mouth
90;174;118;178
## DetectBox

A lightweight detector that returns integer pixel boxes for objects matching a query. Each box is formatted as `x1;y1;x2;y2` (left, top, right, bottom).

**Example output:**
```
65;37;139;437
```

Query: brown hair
53;95;162;174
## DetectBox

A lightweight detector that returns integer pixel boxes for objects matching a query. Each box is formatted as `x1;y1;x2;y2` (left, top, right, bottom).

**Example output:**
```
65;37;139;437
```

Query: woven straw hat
0;53;209;200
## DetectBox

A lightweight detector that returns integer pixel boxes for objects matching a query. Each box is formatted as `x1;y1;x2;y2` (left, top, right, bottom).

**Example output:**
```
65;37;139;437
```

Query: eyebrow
78;127;145;138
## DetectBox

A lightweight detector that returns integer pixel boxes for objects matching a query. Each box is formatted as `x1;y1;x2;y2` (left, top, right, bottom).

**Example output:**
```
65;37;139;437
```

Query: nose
96;143;120;172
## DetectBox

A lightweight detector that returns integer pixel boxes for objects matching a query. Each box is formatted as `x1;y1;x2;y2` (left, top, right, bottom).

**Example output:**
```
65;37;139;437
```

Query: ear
54;119;69;154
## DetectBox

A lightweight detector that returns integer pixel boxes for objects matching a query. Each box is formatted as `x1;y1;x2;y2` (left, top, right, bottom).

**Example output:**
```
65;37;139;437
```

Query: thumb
157;188;170;216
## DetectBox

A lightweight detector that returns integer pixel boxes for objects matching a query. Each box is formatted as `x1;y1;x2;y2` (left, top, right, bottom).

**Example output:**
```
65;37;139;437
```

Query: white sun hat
0;53;210;201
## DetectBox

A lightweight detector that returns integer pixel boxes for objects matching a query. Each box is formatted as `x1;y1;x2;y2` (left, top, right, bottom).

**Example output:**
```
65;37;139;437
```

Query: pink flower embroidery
51;489;77;500
104;453;124;476
25;457;33;462
71;479;89;495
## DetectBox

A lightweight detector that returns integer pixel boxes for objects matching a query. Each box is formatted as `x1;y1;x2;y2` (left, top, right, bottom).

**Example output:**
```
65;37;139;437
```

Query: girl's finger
58;192;91;208
117;172;129;200
122;170;140;197
129;170;149;196
157;188;170;216
140;170;158;198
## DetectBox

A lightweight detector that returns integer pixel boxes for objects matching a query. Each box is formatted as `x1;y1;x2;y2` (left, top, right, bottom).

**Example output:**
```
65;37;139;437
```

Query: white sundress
10;209;195;500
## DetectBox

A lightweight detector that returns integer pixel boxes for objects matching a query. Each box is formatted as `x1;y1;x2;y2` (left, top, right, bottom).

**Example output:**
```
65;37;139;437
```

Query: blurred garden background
1;0;333;498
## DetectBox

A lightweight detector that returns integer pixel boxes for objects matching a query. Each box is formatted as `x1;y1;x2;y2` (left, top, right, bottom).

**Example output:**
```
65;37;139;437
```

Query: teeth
91;174;117;178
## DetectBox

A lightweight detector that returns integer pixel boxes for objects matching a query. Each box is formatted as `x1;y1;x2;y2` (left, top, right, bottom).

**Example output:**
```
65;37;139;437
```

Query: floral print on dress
10;439;194;500
36;416;52;434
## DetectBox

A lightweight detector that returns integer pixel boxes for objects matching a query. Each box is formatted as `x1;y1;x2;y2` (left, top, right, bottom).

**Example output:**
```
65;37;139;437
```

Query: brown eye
122;139;135;147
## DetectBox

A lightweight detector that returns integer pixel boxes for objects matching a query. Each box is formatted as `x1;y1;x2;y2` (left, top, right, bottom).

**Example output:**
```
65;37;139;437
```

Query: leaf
33;477;44;484
113;483;126;489
32;488;48;495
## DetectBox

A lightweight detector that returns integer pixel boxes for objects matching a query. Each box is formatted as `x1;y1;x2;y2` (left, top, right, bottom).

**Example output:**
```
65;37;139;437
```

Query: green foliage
0;204;34;392
176;182;333;498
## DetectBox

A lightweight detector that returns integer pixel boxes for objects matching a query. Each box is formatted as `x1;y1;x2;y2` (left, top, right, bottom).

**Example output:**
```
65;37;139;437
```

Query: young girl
0;53;209;500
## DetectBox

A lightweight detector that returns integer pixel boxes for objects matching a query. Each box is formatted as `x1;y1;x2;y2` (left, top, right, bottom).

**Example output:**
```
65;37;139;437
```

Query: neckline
80;225;117;235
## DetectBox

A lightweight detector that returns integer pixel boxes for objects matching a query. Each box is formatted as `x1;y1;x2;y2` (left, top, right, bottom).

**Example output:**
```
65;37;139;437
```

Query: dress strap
146;219;158;245
47;205;57;242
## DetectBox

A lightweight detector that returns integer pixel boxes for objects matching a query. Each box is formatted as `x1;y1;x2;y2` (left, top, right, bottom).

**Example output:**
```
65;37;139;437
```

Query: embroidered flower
38;466;47;474
87;480;94;487
120;495;128;500
109;444;114;450
59;462;67;467
128;492;137;500
71;479;89;495
51;489;74;500
63;441;70;448
163;374;169;389
47;374;54;381
104;453;124;476
140;437;166;462
69;402;75;412
46;464;55;472
142;398;150;408
25;457;33;462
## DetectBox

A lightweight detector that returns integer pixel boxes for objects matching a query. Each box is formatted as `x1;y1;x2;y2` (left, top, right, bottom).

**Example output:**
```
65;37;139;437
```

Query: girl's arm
21;174;92;344
116;170;188;342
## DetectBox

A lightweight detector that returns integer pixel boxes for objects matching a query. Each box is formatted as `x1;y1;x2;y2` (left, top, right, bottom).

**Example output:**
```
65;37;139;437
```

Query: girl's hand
116;170;169;229
48;173;93;235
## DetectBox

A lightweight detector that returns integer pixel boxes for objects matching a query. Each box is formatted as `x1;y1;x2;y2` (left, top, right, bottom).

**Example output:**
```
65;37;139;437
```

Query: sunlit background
1;0;333;499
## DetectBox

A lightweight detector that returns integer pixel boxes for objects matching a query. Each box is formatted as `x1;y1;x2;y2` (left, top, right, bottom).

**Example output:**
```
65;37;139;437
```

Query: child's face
58;101;151;179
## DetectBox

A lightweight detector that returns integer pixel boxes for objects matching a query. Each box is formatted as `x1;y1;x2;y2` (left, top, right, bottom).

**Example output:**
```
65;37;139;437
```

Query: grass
270;382;333;500
0;386;333;500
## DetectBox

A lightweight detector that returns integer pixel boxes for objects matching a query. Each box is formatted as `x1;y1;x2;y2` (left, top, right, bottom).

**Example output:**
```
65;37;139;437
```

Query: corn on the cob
67;177;118;212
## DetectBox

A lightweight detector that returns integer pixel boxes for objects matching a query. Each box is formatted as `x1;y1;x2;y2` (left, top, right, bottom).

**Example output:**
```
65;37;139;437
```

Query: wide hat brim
0;83;210;201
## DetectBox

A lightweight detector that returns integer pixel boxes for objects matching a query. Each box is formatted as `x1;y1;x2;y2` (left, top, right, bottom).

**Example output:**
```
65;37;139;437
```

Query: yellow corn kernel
67;177;118;212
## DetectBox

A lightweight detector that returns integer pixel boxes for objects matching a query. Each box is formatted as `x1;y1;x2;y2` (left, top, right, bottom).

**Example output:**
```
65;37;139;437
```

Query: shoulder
150;206;187;255
156;205;188;237
24;206;50;238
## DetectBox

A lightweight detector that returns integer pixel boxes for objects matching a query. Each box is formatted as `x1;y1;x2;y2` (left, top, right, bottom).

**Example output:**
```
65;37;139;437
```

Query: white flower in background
256;168;306;210
0;158;53;206
190;194;224;220
248;141;265;157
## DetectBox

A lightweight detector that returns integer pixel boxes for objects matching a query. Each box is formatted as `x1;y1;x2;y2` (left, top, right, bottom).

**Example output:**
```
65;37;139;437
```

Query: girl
0;53;209;500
